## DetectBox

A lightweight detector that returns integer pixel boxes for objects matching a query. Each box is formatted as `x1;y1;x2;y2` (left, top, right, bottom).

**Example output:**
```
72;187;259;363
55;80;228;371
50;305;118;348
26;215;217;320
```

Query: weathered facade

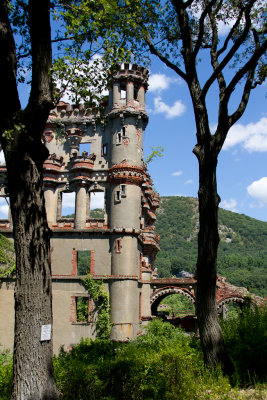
1;64;263;353
0;64;160;352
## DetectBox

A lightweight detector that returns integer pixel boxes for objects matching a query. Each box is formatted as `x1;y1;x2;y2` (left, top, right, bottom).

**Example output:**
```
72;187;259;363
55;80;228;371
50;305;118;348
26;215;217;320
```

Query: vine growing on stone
82;274;111;339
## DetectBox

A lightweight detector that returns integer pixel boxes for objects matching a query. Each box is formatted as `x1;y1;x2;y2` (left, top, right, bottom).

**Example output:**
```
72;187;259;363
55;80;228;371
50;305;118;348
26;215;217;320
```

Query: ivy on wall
0;234;15;279
82;274;111;339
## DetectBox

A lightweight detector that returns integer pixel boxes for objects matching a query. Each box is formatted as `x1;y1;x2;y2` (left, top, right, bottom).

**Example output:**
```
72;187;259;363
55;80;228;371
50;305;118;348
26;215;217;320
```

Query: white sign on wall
40;324;52;341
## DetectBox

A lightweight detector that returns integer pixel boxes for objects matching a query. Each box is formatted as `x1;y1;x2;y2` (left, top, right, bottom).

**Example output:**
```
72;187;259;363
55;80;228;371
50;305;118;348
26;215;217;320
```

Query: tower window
121;184;126;197
115;238;122;254
121;89;126;99
122;127;126;137
117;132;122;144
102;144;108;156
115;190;121;202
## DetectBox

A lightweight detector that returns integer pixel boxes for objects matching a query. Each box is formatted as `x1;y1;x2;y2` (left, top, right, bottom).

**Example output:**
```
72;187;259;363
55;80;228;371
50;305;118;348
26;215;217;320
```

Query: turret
106;64;149;340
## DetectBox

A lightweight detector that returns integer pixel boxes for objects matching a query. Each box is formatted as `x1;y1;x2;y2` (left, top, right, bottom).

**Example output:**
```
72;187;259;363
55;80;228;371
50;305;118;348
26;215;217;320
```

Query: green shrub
54;320;232;399
0;346;13;400
222;305;267;385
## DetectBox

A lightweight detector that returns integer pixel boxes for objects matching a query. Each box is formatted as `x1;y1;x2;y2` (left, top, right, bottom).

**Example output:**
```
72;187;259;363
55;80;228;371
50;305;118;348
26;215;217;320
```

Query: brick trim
72;249;77;275
70;296;76;322
90;250;95;275
88;297;94;322
139;292;142;321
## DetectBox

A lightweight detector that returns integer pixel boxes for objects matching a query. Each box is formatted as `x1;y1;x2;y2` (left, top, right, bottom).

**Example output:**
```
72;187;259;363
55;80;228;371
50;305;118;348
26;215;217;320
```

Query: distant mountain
155;196;267;297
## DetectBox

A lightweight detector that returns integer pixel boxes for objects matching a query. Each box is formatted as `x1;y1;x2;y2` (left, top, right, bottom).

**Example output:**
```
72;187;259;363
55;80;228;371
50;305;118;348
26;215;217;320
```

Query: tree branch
217;7;244;57
208;0;226;95
228;69;255;127
26;0;53;135
144;33;187;82
202;0;256;98
225;39;267;106
0;2;21;130
193;0;218;58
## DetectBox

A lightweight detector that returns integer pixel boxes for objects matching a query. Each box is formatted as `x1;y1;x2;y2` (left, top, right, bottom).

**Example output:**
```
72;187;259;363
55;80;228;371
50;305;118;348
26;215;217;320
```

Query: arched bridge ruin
150;276;265;317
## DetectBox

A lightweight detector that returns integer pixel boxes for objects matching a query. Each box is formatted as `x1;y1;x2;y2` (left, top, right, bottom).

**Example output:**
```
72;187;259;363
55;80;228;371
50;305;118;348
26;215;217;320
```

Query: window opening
76;297;89;322
61;192;75;218
115;190;121;202
121;89;126;99
0;196;9;219
122;127;126;137
158;293;194;319
121;184;126;197
117;132;122;144
115;238;122;253
79;142;91;156
90;192;104;218
134;87;138;100
0;151;5;164
102;144;108;156
77;250;91;275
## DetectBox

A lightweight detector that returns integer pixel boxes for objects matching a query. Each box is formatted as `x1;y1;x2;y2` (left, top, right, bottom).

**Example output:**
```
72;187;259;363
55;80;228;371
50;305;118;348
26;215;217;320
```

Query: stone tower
0;64;160;350
107;64;150;340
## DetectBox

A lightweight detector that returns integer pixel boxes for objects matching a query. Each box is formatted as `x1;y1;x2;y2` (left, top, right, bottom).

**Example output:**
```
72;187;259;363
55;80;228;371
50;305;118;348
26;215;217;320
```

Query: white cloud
172;171;183;177
149;73;180;92
220;198;238;212
218;19;236;36
185;179;193;184
247;177;267;204
223;117;267;152
154;96;186;119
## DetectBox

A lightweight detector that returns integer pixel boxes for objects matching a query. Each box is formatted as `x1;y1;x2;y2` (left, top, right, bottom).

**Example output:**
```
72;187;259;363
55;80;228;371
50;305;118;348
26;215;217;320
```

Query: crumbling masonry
0;65;262;352
0;64;160;351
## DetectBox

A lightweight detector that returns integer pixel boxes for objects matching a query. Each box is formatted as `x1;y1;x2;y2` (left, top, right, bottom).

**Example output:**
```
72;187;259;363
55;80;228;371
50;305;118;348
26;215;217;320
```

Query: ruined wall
0;64;160;351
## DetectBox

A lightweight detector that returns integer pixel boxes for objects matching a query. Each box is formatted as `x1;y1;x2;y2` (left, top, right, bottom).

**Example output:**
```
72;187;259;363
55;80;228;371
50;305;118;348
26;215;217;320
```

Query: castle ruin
0;64;160;351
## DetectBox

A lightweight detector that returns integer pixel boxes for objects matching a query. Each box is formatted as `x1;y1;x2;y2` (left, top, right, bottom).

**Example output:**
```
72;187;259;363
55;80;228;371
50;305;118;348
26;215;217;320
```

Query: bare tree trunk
196;152;230;371
7;142;58;399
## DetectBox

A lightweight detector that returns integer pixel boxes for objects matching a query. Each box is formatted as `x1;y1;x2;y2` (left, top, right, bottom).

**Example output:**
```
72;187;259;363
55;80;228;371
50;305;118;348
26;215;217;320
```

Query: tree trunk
196;152;230;371
7;140;58;399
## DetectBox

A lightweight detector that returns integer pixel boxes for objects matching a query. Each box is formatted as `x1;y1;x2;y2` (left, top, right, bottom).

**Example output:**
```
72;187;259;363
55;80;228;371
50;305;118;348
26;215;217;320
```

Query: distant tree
98;0;267;369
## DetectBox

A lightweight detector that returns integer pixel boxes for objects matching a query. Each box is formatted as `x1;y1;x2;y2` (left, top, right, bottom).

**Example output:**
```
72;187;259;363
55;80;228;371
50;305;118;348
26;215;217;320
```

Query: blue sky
144;56;267;222
0;53;266;222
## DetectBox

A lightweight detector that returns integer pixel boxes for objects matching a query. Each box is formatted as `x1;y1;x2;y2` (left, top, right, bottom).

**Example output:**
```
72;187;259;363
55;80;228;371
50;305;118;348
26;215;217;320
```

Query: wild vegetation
155;196;267;297
1;311;266;400
0;235;15;279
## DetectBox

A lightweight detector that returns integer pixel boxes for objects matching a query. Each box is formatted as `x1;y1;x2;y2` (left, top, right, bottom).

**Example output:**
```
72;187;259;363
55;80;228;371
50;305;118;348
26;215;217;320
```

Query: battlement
113;63;149;87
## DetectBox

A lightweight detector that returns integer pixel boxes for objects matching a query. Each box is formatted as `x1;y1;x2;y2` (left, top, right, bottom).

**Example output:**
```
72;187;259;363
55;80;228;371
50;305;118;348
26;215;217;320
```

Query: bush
222;305;267;385
54;320;231;399
0;346;13;400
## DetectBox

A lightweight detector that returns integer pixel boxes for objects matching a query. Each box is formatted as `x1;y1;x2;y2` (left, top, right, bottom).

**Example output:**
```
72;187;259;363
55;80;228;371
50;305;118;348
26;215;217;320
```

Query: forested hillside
155;196;267;296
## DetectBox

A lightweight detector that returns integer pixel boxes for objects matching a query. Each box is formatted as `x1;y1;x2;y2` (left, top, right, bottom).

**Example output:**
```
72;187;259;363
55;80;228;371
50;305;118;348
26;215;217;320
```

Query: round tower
107;64;149;340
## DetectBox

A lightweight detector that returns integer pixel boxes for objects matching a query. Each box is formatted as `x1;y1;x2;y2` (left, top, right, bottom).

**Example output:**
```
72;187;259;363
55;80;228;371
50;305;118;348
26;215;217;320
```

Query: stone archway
217;296;246;320
150;286;195;316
